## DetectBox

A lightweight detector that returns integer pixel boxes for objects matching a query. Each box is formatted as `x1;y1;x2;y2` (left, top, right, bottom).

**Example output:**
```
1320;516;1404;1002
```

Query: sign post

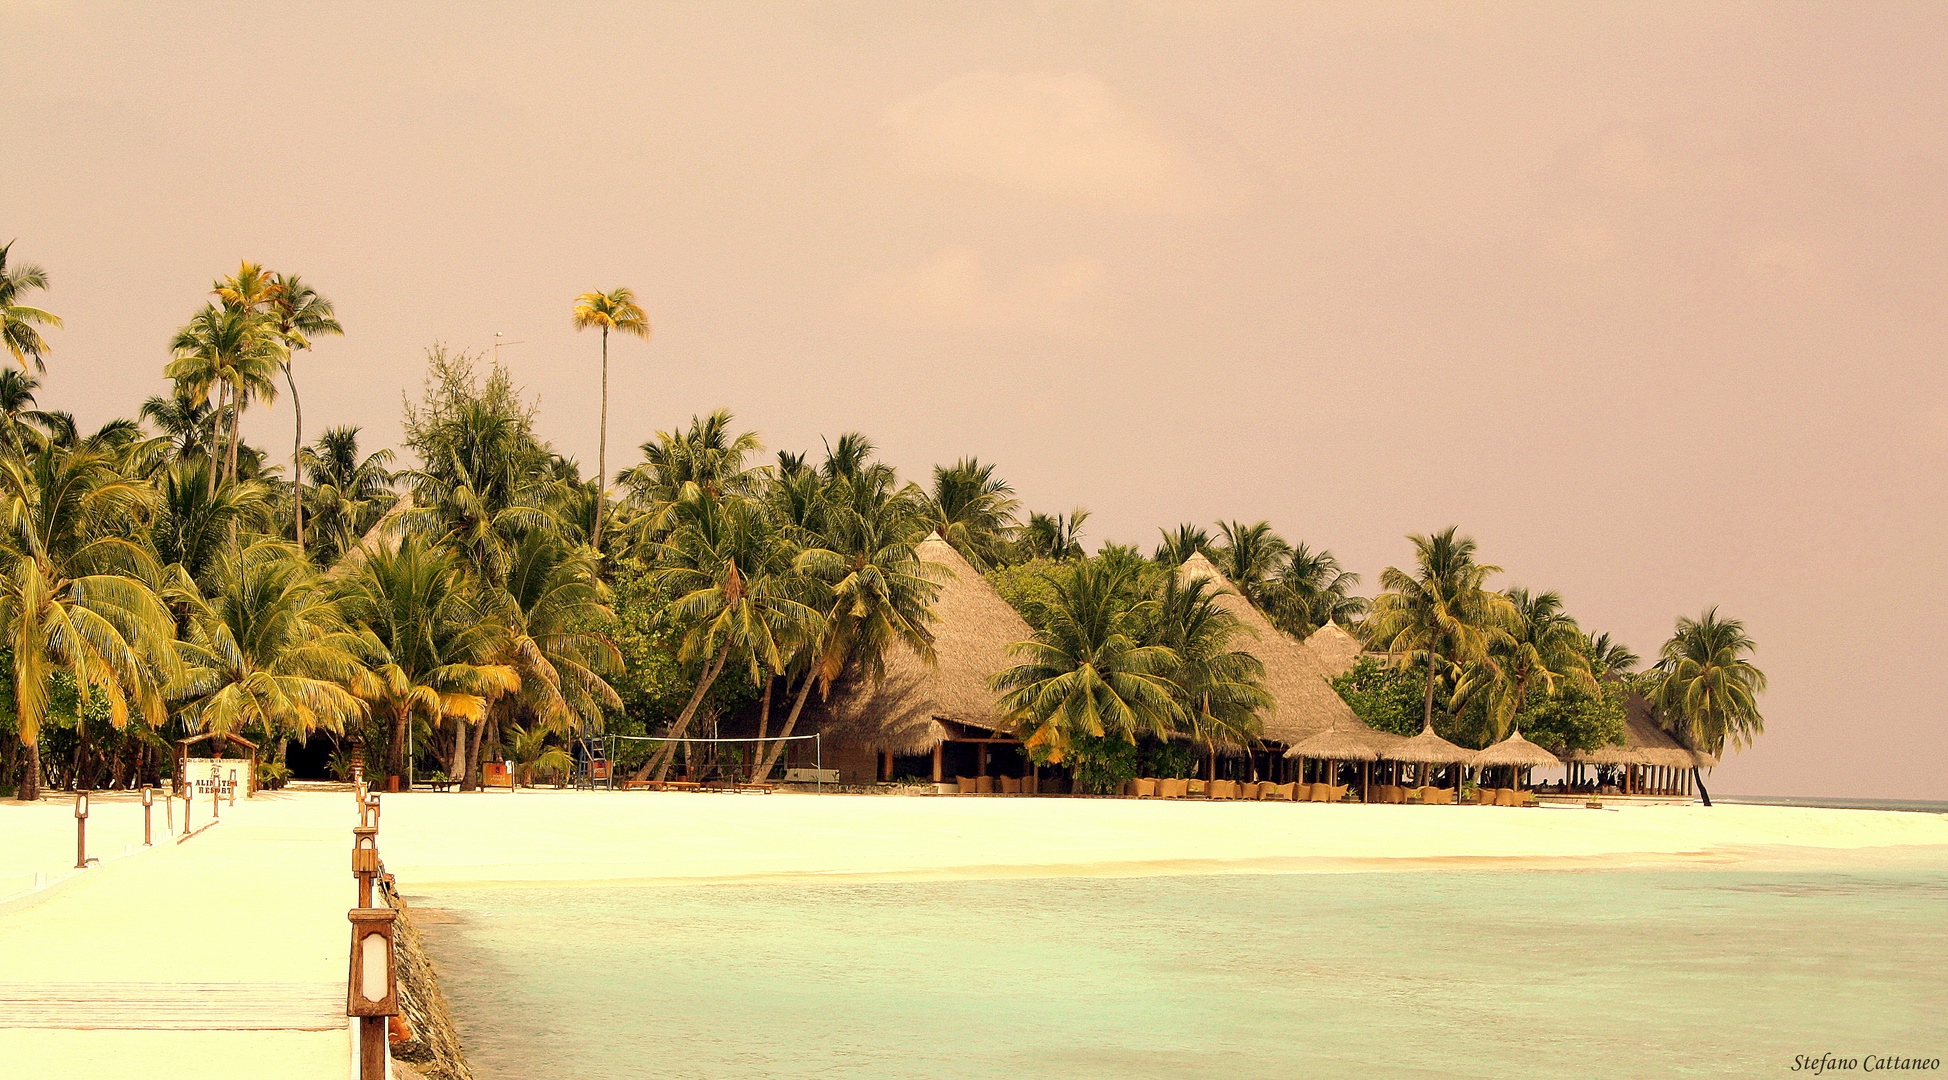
73;792;89;869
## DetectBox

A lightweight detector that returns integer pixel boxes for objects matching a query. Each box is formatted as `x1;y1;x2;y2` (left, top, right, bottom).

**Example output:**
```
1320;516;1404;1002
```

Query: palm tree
1588;632;1640;679
1022;508;1089;562
0;443;183;799
151;461;276;590
639;487;819;783
301;426;395;567
615;411;762;548
265;274;343;556
752;465;938;783
991;558;1181;768
1210;520;1289;603
1365;527;1518;737
1649;608;1766;806
165;303;281;491
571;288;650;555
923;457;1019;570
174;542;373;756
1152;524;1210;566
1262;542;1366;638
0;369;56;454
335;534;517;788
1466;587;1595;741
1148;574;1270;760
0;242;61;372
139;391;221;465
399;396;569;587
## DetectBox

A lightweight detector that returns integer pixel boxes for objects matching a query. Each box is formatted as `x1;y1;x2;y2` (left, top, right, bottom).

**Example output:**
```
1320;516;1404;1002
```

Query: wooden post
975;743;986;778
142;787;154;846
931;743;943;784
74;793;89;869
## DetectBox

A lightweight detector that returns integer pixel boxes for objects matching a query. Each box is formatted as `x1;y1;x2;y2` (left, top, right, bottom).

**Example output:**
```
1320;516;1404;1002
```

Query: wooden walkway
0;982;342;1031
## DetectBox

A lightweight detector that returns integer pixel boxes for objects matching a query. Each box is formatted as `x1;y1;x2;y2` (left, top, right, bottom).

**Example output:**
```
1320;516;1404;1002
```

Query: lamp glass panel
359;934;388;1002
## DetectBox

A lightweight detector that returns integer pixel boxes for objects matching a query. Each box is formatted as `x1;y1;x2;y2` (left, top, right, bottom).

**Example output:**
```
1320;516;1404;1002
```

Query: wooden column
976;743;986;778
931;743;943;783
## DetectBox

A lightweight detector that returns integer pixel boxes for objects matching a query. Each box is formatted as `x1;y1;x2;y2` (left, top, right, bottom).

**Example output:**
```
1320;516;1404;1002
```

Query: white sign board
183;758;248;797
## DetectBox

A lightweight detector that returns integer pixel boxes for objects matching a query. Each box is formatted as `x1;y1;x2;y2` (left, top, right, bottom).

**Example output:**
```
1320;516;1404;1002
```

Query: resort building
1561;692;1715;797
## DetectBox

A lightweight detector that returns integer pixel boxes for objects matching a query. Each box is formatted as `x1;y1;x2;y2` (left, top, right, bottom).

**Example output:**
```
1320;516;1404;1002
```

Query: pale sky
7;1;1945;798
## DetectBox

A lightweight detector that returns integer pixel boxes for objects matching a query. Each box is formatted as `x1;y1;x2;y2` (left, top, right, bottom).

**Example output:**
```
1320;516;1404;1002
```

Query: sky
6;1;1944;798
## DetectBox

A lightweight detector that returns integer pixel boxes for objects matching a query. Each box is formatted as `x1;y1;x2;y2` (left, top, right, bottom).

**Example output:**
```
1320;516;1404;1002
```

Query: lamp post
142;787;154;846
353;826;380;907
228;768;238;808
347;905;400;1080
73;792;89;868
182;788;192;834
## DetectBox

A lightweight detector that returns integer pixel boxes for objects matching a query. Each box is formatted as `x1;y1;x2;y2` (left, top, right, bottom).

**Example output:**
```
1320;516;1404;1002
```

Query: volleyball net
594;731;826;791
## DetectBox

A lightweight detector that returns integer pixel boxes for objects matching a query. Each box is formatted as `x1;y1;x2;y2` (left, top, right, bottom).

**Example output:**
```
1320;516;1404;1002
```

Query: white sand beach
366;789;1948;888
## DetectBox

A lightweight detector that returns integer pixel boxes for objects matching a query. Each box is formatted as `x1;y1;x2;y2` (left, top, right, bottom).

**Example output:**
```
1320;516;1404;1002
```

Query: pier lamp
73;792;89;868
142;787;154;846
347;905;399;1080
361;792;381;829
353;826;381;906
182;787;193;833
228;768;238;808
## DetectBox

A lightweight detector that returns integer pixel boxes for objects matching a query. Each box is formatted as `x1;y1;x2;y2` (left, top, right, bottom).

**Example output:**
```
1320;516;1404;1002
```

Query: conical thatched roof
1471;728;1561;768
1566;692;1716;769
1386;723;1473;764
1283;726;1380;762
1175;553;1384;749
1302;621;1367;679
822;533;1038;755
326;490;413;579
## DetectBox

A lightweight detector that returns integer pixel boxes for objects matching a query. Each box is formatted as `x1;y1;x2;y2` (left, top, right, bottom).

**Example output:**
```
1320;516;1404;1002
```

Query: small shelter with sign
175;733;259;798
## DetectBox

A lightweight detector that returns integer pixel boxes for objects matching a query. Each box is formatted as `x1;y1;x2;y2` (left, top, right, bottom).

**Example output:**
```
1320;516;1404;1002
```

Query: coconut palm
165;303;281;490
1148;574;1270;757
1262;542;1366;638
151;461;276;590
0;369;57;454
399;395;568;587
1365;527;1518;736
615;410;762;548
0;443;183;799
638;487;820;783
1588;632;1640;679
752;466;938;783
140;391;221;466
174;542;372;755
923;457;1019;570
0;242;61;372
1649;608;1766;806
301;426;395;567
335;534;518;788
1022;508;1089;562
1210;520;1290;603
1152;524;1210;566
992;558;1181;765
264;274;342;556
571;288;650;555
1464;587;1595;741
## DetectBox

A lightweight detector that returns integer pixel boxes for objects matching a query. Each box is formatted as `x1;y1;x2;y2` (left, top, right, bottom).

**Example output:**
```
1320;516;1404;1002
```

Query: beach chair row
953;775;1044;795
1474;787;1538;807
1127;778;1349;802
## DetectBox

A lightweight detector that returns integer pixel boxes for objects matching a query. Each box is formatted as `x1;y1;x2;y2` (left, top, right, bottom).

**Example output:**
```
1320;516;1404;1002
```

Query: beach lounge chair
1302;782;1325;803
1417;786;1451;805
1169;778;1190;798
955;775;978;795
1241;782;1265;800
1494;788;1519;807
1208;779;1235;799
1132;778;1157;798
1327;783;1348;802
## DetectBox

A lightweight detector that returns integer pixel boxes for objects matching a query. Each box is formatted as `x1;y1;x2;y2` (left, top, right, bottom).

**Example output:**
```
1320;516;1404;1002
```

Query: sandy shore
369;789;1948;889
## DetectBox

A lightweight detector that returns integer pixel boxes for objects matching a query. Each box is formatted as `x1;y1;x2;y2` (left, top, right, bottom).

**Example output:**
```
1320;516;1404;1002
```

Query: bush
1067;734;1138;794
257;760;292;790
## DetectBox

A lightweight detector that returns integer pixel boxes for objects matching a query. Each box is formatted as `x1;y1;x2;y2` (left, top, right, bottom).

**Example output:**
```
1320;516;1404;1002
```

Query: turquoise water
417;849;1948;1080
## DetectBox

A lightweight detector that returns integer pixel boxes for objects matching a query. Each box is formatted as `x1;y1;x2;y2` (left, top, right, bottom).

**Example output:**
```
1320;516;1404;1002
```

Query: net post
816;733;823;794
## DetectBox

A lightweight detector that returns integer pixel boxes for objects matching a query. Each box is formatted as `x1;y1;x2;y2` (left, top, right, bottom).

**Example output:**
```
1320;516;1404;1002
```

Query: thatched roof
1471;728;1561;768
820;533;1038;755
1386;723;1473;764
1283;727;1380;762
1175;554;1385;749
1566;692;1716;769
1302;621;1367;679
327;490;413;579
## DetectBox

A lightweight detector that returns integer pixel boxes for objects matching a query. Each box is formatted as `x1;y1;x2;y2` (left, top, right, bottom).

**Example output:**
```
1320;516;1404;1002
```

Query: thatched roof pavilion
1301;621;1367;680
1386;723;1473;764
1471;728;1561;769
1174;553;1385;750
1284;726;1380;762
821;532;1038;757
1566;693;1717;769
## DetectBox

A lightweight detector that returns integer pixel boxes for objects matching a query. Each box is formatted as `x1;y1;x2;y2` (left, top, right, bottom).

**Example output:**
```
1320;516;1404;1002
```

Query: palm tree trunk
751;667;818;784
594;327;607;554
17;740;40;801
1422;645;1439;731
286;359;304;555
639;641;732;783
207;383;227;496
386;704;409;790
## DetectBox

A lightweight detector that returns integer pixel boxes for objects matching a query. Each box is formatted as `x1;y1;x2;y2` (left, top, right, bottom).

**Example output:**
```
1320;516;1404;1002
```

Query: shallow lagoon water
417;847;1948;1080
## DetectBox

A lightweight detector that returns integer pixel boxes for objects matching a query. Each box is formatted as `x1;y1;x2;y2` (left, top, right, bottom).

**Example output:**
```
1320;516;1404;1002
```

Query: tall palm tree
571;287;650;555
165;303;281;491
991;558;1181;767
1211;520;1290;603
639;487;819;783
174;541;373;752
1262;542;1366;638
265;274;343;556
923;457;1019;570
0;443;183;799
1365;527;1518;737
1649;608;1766;806
301;426;395;567
139;391;220;466
615;411;762;549
1148;574;1270;759
0;242;61;372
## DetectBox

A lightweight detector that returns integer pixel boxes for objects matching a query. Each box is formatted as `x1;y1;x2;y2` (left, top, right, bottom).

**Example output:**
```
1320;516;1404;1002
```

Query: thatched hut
1562;692;1715;796
1175;554;1391;781
1301;621;1368;680
1471;729;1560;791
813;533;1040;785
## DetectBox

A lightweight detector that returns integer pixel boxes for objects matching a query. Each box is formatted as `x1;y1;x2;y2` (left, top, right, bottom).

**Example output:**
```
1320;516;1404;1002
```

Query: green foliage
1065;732;1138;794
1137;737;1196;779
986;558;1071;632
1517;678;1627;755
605;560;757;732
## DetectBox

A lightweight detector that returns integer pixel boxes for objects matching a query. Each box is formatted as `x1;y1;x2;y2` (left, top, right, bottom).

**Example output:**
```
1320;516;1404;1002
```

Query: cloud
854;245;1106;330
882;71;1242;212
